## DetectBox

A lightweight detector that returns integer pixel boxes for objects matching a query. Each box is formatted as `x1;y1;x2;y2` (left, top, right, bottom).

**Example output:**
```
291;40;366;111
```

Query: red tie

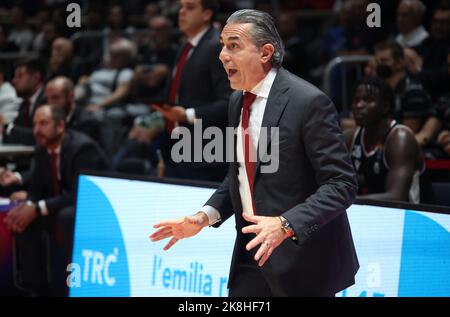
167;42;193;134
241;92;257;214
50;152;60;196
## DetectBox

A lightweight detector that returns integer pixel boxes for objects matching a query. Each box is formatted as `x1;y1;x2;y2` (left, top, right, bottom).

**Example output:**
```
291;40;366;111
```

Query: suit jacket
67;107;102;141
206;68;360;296
173;26;232;127
28;129;109;215
162;26;232;181
3;88;45;145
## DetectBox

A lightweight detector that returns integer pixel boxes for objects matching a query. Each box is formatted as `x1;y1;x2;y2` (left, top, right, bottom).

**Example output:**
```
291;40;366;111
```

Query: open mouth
228;69;237;78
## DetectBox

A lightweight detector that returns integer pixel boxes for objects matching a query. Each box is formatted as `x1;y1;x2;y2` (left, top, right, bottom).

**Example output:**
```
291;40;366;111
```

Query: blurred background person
345;77;432;203
4;104;109;297
32;22;58;62
152;0;232;182
7;6;33;52
404;3;450;101
373;40;432;134
0;64;21;132
45;76;102;142
47;37;82;83
3;58;46;146
395;0;429;48
0;25;19;53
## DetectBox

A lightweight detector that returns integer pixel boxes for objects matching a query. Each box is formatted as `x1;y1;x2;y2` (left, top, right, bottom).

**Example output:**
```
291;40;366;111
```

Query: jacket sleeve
282;94;358;244
204;175;234;228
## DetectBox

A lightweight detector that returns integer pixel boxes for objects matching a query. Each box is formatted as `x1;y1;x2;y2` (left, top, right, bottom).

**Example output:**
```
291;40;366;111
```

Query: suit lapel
231;93;243;128
59;132;71;184
254;69;290;182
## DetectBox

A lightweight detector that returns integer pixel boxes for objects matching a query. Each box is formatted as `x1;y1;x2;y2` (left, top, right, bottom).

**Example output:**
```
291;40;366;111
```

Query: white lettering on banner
151;255;229;296
67;249;118;288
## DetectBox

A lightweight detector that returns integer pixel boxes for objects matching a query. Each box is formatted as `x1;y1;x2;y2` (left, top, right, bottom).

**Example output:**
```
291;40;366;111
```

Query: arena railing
322;55;373;112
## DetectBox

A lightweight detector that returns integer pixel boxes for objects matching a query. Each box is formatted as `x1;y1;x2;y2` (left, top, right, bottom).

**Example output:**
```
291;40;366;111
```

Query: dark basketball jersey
350;120;424;202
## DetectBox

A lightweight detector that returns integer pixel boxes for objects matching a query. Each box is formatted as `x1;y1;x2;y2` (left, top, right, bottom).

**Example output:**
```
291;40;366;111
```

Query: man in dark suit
151;9;359;297
3;58;45;145
4;104;109;296
0;77;102;195
152;0;232;182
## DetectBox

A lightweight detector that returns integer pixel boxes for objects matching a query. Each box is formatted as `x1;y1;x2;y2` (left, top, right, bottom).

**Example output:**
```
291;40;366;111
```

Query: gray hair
226;9;285;68
400;0;427;16
110;38;137;60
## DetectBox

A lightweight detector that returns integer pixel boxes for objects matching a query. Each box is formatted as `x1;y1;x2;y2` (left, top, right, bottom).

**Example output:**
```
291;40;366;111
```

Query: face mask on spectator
376;64;393;79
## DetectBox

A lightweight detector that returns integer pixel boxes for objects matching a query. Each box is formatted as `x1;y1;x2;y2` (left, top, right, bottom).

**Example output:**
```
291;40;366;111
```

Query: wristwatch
279;216;297;241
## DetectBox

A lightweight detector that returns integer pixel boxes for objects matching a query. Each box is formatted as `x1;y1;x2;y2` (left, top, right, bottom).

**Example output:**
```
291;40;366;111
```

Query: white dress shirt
0;82;21;124
395;25;429;48
202;68;278;225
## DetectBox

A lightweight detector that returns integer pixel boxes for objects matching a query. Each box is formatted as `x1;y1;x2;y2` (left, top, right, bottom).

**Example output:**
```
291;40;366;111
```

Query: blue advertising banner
69;174;450;297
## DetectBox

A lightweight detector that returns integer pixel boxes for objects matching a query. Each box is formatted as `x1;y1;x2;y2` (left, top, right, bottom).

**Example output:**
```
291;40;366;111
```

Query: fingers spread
163;237;178;251
153;219;183;228
258;247;272;267
246;234;264;251
149;227;173;241
241;224;259;234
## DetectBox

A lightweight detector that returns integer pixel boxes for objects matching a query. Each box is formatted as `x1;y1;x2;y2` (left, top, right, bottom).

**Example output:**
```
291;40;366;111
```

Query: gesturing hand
149;212;209;250
241;213;290;267
152;104;187;123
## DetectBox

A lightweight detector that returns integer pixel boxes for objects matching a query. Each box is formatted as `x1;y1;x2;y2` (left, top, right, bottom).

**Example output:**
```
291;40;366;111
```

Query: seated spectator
0;25;19;52
112;111;165;174
373;40;432;133
132;15;178;102
345;77;430;203
3;104;109;296
0;64;21;131
136;15;178;67
32;22;58;61
47;37;82;83
7;6;34;52
104;4;136;37
321;0;387;59
416;93;450;158
129;64;170;102
78;38;135;116
45;77;102;142
404;3;450;101
0;76;102;194
144;2;162;23
395;0;429;48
